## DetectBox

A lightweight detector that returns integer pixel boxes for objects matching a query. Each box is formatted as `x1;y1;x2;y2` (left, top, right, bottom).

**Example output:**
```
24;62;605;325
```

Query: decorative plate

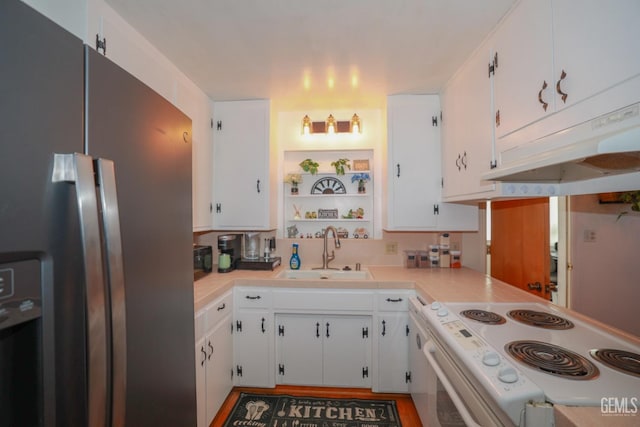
311;177;346;194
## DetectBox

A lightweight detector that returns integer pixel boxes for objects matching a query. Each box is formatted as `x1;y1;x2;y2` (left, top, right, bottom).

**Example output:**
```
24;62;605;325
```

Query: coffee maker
217;234;242;273
236;232;281;271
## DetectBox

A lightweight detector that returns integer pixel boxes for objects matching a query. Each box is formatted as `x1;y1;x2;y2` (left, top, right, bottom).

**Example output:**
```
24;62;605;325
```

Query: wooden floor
211;385;423;426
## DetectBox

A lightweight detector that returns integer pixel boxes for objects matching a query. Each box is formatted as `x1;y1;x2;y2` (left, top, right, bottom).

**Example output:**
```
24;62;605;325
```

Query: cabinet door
233;309;273;387
174;83;213;231
441;44;496;200
212;100;270;229
93;4;176;103
387;95;441;229
377;313;409;392
492;0;554;138
436;203;479;231
323;316;372;388
552;0;640;111
195;337;207;427
206;316;233;424
275;315;323;385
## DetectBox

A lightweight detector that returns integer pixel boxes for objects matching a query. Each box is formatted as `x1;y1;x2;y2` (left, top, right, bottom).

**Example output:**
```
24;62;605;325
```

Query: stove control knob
482;351;501;367
431;302;441;310
437;307;449;317
498;367;519;384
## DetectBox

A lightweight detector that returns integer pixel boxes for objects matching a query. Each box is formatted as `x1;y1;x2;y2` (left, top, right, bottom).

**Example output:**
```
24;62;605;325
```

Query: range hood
483;103;640;183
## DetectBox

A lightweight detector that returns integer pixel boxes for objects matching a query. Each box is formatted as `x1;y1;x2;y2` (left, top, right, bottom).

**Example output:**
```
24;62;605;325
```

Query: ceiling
105;0;517;108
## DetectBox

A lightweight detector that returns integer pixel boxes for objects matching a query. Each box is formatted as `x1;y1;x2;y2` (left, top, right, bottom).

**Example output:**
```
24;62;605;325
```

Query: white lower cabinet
233;287;274;387
276;314;372;388
194;322;206;427
228;286;414;399
194;292;233;427
376;312;410;393
375;291;412;393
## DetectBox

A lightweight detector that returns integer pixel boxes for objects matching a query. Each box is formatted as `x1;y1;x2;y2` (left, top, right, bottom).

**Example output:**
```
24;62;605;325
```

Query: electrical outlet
385;242;398;255
583;229;597;242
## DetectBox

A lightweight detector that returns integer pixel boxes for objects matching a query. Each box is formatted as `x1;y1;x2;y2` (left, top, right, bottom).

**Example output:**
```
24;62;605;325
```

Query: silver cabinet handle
53;153;108;427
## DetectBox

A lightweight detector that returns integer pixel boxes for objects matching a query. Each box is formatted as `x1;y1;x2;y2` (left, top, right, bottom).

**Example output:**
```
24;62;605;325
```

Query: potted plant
351;172;371;194
299;158;319;175
284;173;303;194
617;190;640;220
331;158;350;175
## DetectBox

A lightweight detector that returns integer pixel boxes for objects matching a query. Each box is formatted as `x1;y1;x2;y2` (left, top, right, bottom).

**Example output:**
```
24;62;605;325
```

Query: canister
451;250;462;268
417;250;430;268
404;250;417;268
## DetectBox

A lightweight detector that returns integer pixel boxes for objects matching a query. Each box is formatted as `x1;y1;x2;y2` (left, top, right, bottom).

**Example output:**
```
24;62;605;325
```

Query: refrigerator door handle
96;158;127;427
52;153;108;427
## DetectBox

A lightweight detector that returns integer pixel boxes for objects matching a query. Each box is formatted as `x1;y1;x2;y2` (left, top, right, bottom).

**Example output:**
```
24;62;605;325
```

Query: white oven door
408;310;430;426
423;336;508;427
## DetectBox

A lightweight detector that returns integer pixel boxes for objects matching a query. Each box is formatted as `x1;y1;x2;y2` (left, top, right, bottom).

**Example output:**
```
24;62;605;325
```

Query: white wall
569;194;640;337
195;231;467;268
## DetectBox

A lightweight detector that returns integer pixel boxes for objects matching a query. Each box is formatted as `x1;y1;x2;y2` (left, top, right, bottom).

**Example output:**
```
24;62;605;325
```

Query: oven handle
423;340;483;427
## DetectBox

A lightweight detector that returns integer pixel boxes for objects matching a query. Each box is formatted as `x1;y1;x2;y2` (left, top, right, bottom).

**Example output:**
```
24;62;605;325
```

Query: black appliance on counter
193;245;213;280
236;256;282;271
0;2;196;426
217;234;242;273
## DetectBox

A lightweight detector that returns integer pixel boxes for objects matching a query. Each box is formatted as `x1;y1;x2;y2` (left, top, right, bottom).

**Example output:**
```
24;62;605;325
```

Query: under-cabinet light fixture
301;113;363;135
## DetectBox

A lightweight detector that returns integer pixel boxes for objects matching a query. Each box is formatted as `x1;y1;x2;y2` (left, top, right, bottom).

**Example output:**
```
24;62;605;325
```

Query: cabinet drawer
205;291;233;330
273;290;374;312
376;291;414;311
194;310;206;341
235;287;272;308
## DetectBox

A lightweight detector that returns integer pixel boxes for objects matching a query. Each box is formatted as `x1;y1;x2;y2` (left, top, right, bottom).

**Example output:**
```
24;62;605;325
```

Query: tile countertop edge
193;265;640;345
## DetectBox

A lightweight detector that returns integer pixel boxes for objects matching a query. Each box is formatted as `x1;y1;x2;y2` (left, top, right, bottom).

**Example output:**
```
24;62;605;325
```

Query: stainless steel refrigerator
0;1;197;426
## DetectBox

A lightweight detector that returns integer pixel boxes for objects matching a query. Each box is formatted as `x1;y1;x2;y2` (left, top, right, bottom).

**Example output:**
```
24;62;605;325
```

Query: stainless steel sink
276;269;371;280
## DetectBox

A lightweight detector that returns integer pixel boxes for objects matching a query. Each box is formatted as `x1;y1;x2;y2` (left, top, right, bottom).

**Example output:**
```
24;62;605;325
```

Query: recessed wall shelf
284;149;374;239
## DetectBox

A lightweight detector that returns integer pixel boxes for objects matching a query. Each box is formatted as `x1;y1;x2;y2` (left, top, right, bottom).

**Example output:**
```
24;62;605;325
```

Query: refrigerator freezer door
1;1;87;426
52;153;109;427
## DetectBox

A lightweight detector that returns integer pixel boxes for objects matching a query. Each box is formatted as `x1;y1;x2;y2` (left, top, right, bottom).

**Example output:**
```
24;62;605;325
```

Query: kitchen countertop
194;265;540;311
193;265;640;427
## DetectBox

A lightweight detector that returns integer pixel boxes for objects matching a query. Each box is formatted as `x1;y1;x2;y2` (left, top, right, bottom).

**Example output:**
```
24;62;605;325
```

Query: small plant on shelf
618;190;640;220
331;158;351;175
299;159;319;175
284;173;303;195
351;172;371;194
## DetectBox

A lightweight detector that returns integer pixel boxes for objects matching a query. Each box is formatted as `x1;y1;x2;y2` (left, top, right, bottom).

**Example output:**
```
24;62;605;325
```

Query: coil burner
460;309;506;325
506;340;599;380
590;348;640;378
507;309;574;330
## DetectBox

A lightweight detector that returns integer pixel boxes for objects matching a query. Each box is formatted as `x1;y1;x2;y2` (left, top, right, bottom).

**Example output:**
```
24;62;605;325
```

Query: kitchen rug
222;392;402;427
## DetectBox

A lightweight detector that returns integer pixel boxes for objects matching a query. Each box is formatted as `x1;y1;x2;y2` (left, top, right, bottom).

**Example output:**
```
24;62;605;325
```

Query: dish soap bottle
289;243;301;270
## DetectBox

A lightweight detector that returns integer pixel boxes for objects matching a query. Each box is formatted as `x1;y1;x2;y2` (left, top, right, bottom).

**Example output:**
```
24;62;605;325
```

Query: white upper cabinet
212;100;274;230
387;95;442;230
175;85;213;231
552;0;640;111
441;43;496;201
492;0;640;141
387;95;478;231
492;0;554;138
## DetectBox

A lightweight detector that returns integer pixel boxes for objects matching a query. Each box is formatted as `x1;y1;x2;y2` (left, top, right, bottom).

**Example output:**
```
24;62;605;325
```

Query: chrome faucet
317;225;341;270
